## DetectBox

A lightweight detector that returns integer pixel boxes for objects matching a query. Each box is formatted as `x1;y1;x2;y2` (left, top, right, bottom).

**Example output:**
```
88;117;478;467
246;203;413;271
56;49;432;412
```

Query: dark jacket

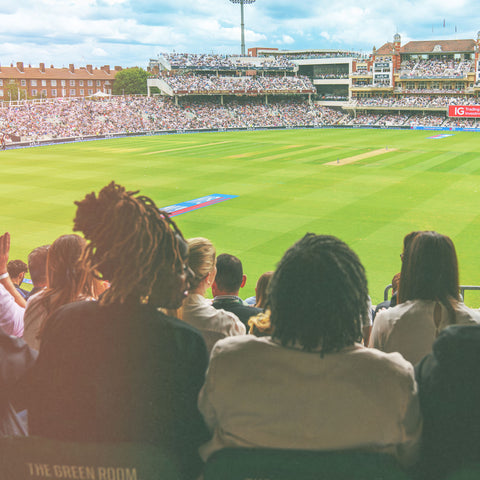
212;296;263;331
0;327;37;436
28;299;210;479
415;324;480;479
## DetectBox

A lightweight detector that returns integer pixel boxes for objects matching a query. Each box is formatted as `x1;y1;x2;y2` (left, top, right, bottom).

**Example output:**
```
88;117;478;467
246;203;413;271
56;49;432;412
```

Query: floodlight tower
229;0;256;56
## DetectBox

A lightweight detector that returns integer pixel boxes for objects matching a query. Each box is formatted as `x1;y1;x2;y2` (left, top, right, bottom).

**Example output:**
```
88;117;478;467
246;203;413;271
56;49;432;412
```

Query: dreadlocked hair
268;233;369;356
73;181;185;305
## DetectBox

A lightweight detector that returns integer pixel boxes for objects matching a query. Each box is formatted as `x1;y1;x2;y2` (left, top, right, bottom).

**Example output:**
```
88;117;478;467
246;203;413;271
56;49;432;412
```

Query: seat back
444;463;480;480
0;436;181;480
203;448;412;480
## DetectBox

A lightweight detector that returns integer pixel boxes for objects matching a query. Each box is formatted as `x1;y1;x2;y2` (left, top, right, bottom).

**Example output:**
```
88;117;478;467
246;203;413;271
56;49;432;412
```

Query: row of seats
1;436;478;480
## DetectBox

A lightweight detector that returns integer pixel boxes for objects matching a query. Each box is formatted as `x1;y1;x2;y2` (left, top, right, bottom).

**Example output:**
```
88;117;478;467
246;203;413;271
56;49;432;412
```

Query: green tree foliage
112;67;150;95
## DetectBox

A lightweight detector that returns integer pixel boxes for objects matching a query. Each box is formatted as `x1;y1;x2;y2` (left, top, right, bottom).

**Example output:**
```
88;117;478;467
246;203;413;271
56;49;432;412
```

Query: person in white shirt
199;233;421;467
179;237;245;353
370;231;480;364
0;233;25;337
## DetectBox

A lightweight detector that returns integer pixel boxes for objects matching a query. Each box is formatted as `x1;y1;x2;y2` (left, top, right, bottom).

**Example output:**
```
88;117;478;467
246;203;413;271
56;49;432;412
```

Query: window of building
0;80;3;86
52;89;57;96
0;90;3;97
88;89;93;95
31;89;37;97
51;80;57;86
61;80;66;86
88;80;93;86
70;80;75;86
96;80;101;86
21;79;26;86
41;89;47;97
42;80;47;86
80;89;84;96
31;80;37;86
79;80;84;86
70;89;75;96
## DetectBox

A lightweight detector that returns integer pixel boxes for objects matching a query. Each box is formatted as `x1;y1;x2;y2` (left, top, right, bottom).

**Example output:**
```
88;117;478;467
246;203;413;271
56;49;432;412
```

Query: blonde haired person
180;237;245;352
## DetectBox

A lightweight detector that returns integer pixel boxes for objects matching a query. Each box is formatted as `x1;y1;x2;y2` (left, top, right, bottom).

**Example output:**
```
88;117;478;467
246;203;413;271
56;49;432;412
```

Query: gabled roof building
0;62;122;100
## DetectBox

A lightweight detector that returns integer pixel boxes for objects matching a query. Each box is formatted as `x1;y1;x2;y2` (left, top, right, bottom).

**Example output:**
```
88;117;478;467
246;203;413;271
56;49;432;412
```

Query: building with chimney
0;62;122;100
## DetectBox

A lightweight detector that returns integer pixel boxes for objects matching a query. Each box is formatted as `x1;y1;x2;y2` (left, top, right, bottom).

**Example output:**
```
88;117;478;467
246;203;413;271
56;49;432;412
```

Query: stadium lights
229;0;256;56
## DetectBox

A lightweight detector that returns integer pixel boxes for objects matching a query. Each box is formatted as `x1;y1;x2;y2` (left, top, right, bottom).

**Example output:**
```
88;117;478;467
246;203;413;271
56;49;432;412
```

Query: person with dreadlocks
198;233;421;466
28;182;209;480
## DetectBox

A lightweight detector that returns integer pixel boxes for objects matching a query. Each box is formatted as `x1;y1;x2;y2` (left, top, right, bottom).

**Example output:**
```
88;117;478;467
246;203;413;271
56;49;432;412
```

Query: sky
1;0;479;69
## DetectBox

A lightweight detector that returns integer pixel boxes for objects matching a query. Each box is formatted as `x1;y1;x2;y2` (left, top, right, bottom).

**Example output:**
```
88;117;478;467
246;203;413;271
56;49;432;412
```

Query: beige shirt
181;293;246;353
199;335;422;466
369;300;480;364
23;291;48;351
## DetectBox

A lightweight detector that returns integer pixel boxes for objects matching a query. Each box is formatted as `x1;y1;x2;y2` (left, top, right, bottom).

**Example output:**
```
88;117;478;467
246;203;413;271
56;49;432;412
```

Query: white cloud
1;0;480;67
92;47;108;57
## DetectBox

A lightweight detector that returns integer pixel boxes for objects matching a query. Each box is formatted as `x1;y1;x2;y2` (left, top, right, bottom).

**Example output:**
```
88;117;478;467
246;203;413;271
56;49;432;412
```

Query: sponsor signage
448;105;480;118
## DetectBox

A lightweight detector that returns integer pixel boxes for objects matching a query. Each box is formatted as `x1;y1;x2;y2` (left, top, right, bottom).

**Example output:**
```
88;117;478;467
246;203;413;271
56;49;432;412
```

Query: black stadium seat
203;447;412;480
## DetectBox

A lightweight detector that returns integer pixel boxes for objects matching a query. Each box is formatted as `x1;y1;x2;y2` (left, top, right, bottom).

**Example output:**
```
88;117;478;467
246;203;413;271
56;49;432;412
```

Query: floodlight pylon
229;0;256;56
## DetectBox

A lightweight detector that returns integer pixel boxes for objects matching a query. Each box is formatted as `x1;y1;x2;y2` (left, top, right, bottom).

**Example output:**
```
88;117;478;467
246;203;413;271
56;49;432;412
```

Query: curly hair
269;233;369;355
73;181;185;305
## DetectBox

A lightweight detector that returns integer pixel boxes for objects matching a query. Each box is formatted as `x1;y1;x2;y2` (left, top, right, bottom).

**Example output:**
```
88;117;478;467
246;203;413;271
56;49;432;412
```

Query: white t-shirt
369;299;480;364
181;293;245;353
0;283;24;337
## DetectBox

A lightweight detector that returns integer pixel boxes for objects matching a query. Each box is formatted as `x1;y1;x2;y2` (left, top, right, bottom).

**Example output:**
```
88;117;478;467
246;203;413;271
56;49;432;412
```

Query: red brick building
0;62;122;100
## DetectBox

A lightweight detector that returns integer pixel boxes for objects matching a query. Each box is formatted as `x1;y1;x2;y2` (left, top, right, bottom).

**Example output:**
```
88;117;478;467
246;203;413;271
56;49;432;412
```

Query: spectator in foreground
179;239;245;353
212;254;263;330
7;260;29;299
0;233;26;337
22;234;99;351
27;245;49;298
28;182;210;480
0;327;37;436
416;324;480;479
199;233;421;466
369;231;480;364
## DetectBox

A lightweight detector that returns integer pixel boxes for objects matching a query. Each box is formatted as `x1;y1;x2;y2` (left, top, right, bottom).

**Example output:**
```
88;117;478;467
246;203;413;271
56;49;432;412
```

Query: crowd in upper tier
399;59;475;78
162;53;296;70
160;74;316;95
2;182;480;480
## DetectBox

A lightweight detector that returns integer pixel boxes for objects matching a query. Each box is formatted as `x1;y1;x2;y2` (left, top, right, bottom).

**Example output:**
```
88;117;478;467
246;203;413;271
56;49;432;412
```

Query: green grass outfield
2;128;480;305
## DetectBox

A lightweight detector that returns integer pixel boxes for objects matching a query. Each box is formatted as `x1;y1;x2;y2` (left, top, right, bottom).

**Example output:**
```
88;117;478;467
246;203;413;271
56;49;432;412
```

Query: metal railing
383;284;480;303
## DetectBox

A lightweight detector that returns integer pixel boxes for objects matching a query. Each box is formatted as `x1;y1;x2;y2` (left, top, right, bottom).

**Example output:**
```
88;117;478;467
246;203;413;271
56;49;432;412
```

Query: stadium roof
375;42;394;55
401;39;477;54
0;63;121;80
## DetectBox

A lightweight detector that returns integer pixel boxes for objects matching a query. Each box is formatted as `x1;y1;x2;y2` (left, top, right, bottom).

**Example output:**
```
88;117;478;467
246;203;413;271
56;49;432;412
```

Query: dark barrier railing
383;284;480;303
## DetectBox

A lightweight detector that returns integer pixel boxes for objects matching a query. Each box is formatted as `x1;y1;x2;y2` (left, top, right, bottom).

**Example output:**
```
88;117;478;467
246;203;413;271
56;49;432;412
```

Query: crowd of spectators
399;59;474;78
262;51;364;60
0;97;349;141
3;188;480;480
162;53;295;70
351;95;480;108
162;74;315;95
2;92;480;143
